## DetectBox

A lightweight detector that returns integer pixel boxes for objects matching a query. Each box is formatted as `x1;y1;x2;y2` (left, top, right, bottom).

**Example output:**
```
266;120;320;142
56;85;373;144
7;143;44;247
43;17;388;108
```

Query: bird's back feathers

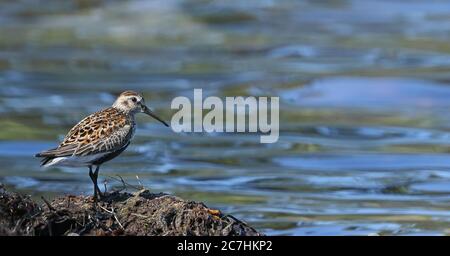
35;107;135;167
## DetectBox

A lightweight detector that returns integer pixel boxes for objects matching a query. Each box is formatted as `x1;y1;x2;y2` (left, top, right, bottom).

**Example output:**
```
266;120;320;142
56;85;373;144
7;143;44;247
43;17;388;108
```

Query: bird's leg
88;166;98;203
93;165;104;199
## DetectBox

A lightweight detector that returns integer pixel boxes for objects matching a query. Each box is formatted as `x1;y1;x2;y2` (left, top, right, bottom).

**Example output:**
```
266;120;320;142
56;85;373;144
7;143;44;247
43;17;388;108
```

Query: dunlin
35;91;169;200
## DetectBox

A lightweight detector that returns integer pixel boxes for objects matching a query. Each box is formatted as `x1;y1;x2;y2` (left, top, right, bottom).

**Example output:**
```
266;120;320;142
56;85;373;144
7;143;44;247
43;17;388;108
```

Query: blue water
1;0;450;235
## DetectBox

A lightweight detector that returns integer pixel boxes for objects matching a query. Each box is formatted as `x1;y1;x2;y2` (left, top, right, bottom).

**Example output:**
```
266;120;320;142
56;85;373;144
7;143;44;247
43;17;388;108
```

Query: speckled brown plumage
62;107;134;155
36;107;134;160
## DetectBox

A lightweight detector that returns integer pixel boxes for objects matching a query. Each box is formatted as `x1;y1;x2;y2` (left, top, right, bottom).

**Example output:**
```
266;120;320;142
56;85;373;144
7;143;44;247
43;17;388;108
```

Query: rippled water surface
2;0;450;235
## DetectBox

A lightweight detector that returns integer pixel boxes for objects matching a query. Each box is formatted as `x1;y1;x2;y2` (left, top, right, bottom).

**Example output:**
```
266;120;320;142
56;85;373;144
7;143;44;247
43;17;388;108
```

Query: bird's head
112;90;169;127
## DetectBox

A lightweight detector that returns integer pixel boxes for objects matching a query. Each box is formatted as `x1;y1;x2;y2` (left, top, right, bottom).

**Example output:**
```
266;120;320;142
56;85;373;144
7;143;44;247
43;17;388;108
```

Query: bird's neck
111;105;138;118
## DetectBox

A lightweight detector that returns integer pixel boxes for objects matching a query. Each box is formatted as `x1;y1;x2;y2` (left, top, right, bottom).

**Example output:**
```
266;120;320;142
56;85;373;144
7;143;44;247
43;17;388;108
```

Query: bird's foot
98;191;105;199
89;191;103;208
94;185;106;200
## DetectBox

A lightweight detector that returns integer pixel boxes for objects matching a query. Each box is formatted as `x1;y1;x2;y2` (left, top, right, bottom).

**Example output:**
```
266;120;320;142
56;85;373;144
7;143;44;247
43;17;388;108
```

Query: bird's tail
35;153;54;166
35;144;78;167
35;148;61;167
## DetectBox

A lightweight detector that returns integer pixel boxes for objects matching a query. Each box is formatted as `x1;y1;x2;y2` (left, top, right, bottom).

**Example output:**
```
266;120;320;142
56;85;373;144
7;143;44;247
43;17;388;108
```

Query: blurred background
1;0;450;235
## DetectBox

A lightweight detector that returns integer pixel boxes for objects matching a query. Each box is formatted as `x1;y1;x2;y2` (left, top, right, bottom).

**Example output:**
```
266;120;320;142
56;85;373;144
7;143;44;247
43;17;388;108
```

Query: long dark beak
142;105;169;127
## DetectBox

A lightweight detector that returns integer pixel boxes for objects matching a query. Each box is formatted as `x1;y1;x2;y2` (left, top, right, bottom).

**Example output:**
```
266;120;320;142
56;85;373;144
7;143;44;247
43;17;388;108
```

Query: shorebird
35;91;169;200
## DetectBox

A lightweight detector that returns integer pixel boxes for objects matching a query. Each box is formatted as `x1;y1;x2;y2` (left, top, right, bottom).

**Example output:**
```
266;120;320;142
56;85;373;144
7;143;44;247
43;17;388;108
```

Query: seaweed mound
0;186;262;236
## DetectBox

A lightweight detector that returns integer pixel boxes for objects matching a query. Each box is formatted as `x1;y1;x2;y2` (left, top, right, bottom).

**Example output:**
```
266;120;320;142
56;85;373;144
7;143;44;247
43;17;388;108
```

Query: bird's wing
35;144;79;157
37;107;133;158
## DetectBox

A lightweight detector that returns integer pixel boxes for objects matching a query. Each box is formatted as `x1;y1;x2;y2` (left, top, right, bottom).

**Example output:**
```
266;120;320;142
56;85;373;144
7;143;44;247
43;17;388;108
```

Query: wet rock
0;186;262;236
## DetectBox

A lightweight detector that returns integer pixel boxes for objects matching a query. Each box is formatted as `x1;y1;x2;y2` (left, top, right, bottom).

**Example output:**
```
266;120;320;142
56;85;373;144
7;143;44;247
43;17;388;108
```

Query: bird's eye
131;97;137;103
